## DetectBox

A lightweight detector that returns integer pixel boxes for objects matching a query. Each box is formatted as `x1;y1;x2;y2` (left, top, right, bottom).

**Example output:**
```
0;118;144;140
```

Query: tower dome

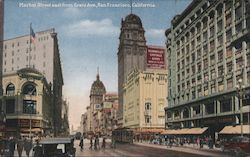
124;13;142;26
90;72;106;96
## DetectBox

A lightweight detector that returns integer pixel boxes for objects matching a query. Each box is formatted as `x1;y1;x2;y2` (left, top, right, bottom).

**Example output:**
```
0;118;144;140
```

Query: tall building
89;71;106;132
123;69;167;131
117;14;147;121
165;0;250;139
3;29;64;136
0;0;4;139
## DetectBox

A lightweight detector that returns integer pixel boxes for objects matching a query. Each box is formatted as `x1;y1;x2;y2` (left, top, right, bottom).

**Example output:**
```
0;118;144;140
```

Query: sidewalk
134;142;231;157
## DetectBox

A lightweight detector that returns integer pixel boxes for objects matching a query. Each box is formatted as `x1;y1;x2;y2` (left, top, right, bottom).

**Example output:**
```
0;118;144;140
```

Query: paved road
74;139;233;157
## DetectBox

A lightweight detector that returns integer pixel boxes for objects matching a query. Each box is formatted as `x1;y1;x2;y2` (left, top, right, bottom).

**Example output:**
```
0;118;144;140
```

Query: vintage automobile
222;136;250;157
38;137;76;157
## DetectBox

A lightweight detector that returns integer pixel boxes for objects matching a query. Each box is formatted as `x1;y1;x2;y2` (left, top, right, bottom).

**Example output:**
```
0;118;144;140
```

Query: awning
161;127;208;135
219;125;250;134
140;128;165;133
20;128;42;132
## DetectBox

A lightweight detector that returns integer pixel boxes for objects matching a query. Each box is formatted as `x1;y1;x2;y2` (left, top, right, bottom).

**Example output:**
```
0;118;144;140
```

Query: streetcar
112;127;133;143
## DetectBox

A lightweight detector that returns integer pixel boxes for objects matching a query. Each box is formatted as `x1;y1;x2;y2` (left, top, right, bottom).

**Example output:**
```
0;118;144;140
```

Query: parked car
39;137;76;157
222;136;250;157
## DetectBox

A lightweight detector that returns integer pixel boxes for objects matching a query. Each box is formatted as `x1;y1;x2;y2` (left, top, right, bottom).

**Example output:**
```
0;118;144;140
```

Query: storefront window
23;100;37;114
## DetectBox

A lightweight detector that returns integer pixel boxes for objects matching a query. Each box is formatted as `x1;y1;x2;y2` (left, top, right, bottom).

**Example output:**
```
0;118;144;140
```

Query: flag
30;25;36;43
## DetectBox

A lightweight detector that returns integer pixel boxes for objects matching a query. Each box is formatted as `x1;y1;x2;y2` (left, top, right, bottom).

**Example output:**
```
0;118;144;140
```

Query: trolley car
112;127;133;143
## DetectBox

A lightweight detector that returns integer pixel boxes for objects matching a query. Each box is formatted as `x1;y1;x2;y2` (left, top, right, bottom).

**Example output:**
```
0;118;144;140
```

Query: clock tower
117;14;147;120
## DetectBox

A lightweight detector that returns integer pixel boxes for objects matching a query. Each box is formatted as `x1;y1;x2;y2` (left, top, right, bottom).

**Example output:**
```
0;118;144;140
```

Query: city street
74;139;233;157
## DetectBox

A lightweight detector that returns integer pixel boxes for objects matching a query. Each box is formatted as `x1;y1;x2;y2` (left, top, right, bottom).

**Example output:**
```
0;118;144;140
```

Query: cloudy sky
4;0;191;131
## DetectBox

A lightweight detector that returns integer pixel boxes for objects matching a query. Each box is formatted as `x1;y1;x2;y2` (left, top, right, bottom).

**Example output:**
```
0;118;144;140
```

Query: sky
4;0;191;131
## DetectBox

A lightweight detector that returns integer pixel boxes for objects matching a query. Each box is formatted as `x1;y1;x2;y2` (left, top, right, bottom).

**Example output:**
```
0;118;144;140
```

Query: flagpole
130;0;132;14
29;23;31;68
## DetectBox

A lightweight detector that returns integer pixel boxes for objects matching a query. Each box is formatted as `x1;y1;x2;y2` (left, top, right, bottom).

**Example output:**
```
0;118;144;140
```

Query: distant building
117;14;147;123
61;99;70;136
89;71;106;133
165;0;250;139
3;29;64;136
100;93;118;136
3;68;52;137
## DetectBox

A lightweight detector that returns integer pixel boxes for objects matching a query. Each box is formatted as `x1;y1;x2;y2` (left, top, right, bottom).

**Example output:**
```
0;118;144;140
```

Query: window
193;105;200;116
197;62;202;72
6;83;15;96
22;84;36;95
203;31;207;41
236;57;243;70
203;44;208;55
23;100;37;114
191;53;195;62
218;35;223;46
226;47;232;58
210;26;215;38
226;29;232;42
210;40;215;52
218;50;223;62
203;59;208;69
226;13;232;27
220;99;232;112
227;62;233;73
218;66;224;76
236;23;242;33
217;20;223;32
211;69;216;79
145;102;151;110
235;6;242;21
205;102;214;115
210;55;215;65
227;78;233;89
192;65;196;74
211;82;216;93
183;108;189;118
6;99;15;114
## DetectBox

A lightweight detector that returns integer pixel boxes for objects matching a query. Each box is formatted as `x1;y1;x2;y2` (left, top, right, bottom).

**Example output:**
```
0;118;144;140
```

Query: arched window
23;84;37;95
6;83;15;96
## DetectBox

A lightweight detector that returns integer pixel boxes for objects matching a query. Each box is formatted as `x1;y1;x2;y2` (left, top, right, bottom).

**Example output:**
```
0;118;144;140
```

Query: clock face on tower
23;84;37;95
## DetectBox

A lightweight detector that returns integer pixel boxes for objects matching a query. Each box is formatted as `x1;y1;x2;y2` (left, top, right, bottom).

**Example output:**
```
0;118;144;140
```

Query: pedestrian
197;137;200;146
89;136;93;150
33;140;42;157
8;137;16;157
200;138;203;148
94;136;97;150
102;137;106;149
96;136;99;149
24;138;33;157
79;137;83;151
17;137;24;157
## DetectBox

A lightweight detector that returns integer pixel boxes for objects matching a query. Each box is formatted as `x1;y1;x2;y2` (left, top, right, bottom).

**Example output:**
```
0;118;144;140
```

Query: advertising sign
103;102;112;109
147;46;166;69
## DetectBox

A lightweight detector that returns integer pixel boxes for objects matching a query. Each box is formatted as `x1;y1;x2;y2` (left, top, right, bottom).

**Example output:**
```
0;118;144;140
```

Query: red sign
147;46;166;69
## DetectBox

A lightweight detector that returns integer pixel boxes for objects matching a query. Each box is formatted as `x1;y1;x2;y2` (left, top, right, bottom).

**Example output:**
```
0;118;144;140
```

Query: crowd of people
0;136;35;157
134;134;216;149
78;135;108;151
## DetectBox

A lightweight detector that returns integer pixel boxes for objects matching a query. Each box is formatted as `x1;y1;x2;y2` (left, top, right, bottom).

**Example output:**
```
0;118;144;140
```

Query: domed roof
124;14;142;26
90;73;106;96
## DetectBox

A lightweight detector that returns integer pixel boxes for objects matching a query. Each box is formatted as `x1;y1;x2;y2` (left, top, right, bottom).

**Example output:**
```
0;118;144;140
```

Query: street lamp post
236;78;245;137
